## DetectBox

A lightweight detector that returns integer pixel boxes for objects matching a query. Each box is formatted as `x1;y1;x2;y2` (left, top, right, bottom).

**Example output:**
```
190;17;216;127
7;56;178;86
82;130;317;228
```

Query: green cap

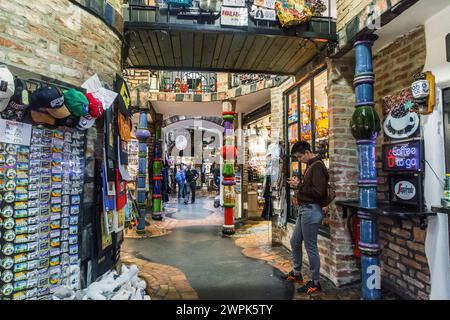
63;89;89;117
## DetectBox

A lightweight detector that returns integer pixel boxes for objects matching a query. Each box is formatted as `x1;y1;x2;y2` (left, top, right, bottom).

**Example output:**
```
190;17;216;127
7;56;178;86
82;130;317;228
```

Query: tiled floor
121;196;400;300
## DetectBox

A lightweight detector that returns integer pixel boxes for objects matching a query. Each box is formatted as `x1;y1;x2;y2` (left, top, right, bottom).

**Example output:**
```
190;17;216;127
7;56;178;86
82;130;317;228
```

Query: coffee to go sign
382;140;422;172
221;7;248;26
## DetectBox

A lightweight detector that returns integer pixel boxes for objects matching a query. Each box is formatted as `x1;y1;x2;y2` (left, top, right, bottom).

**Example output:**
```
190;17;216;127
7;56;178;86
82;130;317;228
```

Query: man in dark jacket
184;163;199;204
281;141;329;295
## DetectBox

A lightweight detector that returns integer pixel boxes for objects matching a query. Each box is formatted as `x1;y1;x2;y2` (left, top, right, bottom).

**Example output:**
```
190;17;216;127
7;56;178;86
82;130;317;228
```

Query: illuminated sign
389;174;423;209
382;140;422;172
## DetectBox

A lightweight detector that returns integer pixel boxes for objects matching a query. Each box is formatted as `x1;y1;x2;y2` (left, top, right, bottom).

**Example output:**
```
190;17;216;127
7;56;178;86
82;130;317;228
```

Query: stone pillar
222;100;237;235
152;117;163;221
350;35;382;300
136;111;151;232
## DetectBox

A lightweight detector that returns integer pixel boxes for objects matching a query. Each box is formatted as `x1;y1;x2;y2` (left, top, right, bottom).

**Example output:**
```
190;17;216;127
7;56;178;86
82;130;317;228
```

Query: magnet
51;197;62;204
6;155;16;166
51;204;61;213
15;218;28;227
14;280;27;292
39;232;50;242
61;241;69;253
2;257;14;269
0;154;5;164
52;174;62;182
69;235;78;245
28;190;39;199
6;169;16;179
4;191;15;203
15;225;28;235
5;179;16;191
69;244;78;255
62;195;70;206
62;206;70;217
14;272;27;282
52;182;62;189
1;284;14;296
3;242;15;255
50;213;61;221
6;144;17;154
15;193;28;202
50;230;60;239
28;224;39;234
39;258;49;270
14;209;28;218
2;205;14;218
62;218;69;229
69;216;78;226
2;271;14;283
27;199;39;208
4;230;16;242
50;237;60;248
16;163;29;171
42;146;51;154
4;217;15;230
29;176;39;184
41;176;51;184
62;230;69;241
40;207;50;216
50;221;61;230
40;225;50;234
16;186;29;194
69;226;78;235
50;248;60;257
70;205;79;215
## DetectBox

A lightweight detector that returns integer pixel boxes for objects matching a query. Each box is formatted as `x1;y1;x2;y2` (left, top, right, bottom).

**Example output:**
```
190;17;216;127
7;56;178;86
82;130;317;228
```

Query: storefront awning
124;5;337;75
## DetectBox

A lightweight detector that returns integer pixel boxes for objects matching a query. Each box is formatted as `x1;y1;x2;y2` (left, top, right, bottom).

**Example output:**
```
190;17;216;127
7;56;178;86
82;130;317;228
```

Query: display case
284;70;330;231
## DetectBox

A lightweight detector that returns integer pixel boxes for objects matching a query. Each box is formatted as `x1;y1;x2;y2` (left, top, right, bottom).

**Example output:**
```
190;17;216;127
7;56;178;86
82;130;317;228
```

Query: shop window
284;70;330;236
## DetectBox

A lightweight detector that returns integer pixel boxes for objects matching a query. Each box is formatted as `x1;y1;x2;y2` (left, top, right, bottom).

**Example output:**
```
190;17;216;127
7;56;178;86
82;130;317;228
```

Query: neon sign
382;140;422;172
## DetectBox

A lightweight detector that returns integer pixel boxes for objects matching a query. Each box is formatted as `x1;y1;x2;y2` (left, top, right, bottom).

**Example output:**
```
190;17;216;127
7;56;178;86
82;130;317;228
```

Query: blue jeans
290;203;324;282
177;182;185;202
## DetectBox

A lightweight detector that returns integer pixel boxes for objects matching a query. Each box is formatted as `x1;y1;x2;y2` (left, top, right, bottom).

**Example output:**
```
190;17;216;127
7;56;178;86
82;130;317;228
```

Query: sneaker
281;270;304;284
297;281;322;294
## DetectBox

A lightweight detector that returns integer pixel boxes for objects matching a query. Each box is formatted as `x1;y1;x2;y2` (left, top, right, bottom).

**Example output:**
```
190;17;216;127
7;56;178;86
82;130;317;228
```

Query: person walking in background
175;164;186;204
281;141;329;295
184;163;199;204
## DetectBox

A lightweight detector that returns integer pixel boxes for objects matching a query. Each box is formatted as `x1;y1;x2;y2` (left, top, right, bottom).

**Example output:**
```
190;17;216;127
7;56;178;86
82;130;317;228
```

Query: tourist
184;163;199;204
175;164;186;204
281;141;329;294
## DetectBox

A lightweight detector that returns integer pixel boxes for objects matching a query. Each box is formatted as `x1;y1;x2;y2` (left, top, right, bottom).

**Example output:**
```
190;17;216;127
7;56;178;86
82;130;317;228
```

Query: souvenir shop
0;63;142;300
244;104;272;217
284;69;330;231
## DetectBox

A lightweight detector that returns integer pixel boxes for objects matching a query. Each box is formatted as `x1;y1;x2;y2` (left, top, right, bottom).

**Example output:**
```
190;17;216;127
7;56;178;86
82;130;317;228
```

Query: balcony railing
158;71;217;93
229;74;286;89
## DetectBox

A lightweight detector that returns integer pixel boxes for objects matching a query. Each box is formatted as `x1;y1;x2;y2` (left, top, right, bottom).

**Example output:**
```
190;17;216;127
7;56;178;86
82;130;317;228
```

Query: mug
412;79;429;99
390;113;415;131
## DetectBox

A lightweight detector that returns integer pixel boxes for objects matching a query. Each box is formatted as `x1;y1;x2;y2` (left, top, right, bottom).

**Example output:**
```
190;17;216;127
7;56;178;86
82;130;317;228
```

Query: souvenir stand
0;64;137;300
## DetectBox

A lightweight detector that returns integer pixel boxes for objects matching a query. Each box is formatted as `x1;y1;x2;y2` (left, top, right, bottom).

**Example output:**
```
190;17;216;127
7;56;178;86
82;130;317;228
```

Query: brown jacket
297;156;329;206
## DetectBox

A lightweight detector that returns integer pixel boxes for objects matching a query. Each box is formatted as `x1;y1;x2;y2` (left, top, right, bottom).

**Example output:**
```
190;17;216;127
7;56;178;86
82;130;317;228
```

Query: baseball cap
0;66;15;112
85;93;104;118
76;114;96;131
1;78;30;122
64;88;89;117
30;85;70;119
30;110;56;126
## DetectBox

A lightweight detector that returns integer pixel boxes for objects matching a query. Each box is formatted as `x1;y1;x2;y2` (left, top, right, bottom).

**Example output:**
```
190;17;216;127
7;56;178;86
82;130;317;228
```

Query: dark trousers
185;181;197;203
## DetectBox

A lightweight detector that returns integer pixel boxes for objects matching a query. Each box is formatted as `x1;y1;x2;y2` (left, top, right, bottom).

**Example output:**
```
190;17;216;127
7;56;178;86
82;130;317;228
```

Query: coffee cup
389;113;415;131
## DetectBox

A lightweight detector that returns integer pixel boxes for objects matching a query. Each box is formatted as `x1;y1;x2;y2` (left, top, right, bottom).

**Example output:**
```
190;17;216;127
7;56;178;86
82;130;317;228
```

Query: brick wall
372;26;430;299
336;0;372;32
0;0;122;86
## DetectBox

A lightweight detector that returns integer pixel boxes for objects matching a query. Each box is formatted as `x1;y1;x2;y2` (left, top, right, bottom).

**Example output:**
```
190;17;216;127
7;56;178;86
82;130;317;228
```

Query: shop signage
389;174;423;208
393;180;416;200
382;140;422;172
254;0;276;9
82;74;118;109
223;0;246;7
0;119;32;146
250;7;276;21
221;7;248;26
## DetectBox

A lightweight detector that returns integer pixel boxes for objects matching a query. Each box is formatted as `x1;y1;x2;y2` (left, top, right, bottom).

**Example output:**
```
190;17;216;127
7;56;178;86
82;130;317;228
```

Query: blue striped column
350;35;381;300
136;111;151;232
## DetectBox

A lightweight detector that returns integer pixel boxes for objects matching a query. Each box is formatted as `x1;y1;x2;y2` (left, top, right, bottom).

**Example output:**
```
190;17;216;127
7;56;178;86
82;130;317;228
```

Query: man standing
184;163;199;204
281;141;329;294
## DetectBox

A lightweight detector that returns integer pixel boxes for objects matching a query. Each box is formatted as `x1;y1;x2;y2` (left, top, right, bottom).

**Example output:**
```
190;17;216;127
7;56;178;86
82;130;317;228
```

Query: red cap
85;93;104;118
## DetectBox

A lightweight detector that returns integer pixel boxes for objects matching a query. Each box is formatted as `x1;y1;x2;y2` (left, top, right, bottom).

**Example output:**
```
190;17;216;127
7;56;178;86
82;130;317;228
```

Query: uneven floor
121;197;399;300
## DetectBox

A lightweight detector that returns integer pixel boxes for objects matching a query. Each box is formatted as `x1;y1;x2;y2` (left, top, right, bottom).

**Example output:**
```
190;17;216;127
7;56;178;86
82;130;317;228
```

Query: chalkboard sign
382;140;422;172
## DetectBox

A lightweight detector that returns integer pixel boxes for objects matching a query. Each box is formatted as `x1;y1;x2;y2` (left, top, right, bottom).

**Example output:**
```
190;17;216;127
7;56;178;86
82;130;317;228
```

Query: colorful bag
275;0;327;27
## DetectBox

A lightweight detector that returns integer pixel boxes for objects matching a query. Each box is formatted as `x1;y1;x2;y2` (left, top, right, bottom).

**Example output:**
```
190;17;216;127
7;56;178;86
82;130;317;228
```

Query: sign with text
389;174;423;209
382;140;422;172
0;119;32;146
221;7;248;26
250;7;277;21
254;0;276;9
223;0;246;7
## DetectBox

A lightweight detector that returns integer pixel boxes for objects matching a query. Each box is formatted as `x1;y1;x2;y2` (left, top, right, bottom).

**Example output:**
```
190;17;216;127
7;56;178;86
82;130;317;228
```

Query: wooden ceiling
125;30;328;75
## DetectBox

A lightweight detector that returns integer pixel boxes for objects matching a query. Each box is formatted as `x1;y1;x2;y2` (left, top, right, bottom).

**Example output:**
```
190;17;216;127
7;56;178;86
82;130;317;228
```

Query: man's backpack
307;161;336;208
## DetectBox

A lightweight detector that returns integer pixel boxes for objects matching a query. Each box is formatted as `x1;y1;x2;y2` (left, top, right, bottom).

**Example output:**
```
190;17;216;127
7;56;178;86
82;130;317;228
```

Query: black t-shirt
185;169;199;183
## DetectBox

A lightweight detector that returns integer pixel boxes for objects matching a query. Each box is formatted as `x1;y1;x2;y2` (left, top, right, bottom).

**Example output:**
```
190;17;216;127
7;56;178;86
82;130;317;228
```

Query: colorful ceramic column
152;123;163;221
350;35;381;300
135;111;151;232
222;100;237;235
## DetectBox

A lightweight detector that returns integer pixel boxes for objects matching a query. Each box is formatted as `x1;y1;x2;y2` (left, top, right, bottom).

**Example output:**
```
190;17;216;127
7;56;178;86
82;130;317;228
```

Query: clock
175;135;187;150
